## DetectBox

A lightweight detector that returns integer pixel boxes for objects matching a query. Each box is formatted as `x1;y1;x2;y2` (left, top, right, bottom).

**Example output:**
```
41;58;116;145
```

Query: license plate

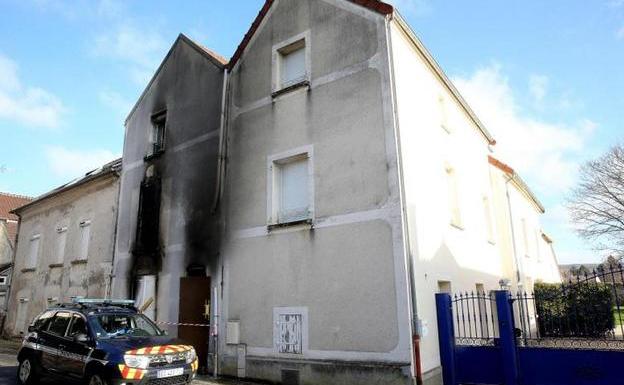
157;368;184;378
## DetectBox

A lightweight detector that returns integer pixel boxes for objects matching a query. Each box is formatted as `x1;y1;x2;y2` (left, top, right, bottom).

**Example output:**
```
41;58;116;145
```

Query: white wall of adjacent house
390;21;505;375
506;183;561;287
488;165;562;290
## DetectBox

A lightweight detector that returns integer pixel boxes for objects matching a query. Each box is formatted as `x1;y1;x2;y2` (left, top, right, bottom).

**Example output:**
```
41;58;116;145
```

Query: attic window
149;110;167;157
280;41;306;87
272;32;310;96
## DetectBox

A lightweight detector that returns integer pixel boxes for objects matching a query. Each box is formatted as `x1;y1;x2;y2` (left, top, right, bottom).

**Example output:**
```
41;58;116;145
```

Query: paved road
0;353;18;385
0;352;255;385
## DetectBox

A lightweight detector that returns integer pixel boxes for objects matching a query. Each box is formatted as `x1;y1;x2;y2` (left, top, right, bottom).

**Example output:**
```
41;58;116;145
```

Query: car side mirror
27;326;36;333
74;333;89;343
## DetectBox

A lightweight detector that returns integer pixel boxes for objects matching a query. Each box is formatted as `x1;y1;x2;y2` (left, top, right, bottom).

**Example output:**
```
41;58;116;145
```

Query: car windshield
90;313;164;339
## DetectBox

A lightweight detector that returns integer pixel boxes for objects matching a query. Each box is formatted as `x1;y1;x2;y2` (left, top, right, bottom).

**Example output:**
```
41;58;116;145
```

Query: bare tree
568;144;624;255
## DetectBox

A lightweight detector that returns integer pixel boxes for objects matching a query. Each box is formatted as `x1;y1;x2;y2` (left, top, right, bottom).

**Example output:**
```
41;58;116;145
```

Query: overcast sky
1;0;622;264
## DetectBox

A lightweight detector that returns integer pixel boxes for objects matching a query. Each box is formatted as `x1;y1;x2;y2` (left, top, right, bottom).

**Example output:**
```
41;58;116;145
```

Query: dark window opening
150;110;167;157
133;175;162;275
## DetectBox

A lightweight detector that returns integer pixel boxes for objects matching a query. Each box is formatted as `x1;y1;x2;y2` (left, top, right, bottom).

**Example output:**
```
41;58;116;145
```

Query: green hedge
534;282;614;338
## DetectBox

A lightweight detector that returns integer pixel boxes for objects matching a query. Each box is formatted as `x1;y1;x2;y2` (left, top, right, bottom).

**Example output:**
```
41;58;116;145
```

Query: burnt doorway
178;276;211;371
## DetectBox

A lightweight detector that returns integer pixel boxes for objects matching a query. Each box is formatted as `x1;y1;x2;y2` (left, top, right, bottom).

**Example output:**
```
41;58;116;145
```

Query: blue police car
16;298;198;385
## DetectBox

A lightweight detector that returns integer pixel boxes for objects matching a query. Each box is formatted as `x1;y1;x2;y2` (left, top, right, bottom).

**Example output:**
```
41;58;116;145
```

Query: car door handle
58;344;65;350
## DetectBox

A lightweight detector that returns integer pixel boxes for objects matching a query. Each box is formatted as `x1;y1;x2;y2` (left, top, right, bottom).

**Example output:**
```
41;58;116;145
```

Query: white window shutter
56;229;67;264
28;237;40;268
279;158;309;222
79;222;91;260
281;47;306;86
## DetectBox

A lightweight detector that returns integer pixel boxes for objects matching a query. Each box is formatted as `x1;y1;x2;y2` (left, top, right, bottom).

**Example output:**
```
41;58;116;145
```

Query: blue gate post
435;293;457;385
495;290;519;385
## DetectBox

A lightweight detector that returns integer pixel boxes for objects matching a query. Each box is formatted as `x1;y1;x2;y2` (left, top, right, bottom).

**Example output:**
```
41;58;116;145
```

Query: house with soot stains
4;159;121;336
112;1;560;384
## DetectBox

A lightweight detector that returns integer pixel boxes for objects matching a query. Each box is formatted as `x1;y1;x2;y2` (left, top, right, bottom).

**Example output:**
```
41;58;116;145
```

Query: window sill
144;150;164;162
450;222;464;231
21;268;36;273
49;263;64;269
70;259;88;265
272;80;310;99
268;218;313;232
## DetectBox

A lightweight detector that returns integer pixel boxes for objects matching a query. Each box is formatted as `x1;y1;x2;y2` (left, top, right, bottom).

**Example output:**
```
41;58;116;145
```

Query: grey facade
4;159;121;336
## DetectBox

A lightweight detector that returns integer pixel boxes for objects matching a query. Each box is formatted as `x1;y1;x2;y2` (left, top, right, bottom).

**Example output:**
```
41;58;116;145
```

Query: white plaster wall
220;0;413;374
390;21;505;373
489;165;561;289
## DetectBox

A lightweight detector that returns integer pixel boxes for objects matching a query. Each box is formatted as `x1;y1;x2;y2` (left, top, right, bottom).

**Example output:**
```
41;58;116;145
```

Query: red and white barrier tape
157;321;211;327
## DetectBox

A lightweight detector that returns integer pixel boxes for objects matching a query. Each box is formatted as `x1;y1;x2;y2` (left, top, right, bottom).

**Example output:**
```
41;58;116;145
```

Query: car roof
46;303;139;316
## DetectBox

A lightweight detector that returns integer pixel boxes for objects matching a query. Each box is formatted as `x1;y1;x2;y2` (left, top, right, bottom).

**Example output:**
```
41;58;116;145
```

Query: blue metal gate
436;267;624;385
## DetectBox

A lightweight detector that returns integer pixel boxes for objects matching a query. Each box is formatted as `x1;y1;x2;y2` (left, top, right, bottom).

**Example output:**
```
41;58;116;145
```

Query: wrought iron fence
513;264;624;349
452;291;499;346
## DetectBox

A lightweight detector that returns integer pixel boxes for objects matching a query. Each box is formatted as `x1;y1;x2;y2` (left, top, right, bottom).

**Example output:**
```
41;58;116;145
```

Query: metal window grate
277;314;302;354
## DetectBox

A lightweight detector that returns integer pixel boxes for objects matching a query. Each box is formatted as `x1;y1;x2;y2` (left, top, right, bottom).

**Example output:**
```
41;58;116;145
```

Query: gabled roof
0;192;32;221
12;158;122;216
125;33;228;125
488;155;545;214
227;0;394;71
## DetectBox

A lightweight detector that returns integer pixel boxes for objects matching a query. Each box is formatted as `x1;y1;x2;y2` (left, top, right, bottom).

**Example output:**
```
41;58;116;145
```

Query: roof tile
0;192;32;222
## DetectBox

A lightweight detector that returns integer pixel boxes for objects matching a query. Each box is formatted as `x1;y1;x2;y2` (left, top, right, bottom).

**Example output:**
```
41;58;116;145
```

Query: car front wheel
17;357;39;385
87;374;110;385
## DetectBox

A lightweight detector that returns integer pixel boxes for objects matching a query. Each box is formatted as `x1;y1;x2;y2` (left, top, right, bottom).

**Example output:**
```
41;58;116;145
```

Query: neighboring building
112;1;560;384
488;156;561;290
0;263;12;331
4;159;121;336
0;192;33;251
0;192;32;330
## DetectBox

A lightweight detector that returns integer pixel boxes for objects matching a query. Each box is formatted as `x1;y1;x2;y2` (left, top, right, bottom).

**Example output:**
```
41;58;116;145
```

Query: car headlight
124;354;150;369
185;348;197;364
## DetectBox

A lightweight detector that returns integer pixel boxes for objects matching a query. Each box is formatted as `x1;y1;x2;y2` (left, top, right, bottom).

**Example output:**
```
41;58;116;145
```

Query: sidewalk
194;376;265;385
0;338;20;355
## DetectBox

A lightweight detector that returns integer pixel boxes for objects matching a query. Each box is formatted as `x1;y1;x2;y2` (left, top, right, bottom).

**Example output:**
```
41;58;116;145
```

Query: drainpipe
107;168;123;299
385;14;423;385
211;69;230;213
504;175;522;290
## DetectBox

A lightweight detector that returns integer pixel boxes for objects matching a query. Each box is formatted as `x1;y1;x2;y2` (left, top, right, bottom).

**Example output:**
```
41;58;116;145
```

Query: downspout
211;66;230;377
211;69;230;213
107;168;123;299
385;14;423;385
504;175;522;289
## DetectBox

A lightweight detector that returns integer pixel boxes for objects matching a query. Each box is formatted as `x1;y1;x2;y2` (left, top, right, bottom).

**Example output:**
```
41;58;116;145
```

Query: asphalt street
0;352;259;385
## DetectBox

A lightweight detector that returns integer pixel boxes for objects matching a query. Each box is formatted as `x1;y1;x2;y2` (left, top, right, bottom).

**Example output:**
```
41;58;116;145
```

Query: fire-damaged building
112;1;561;384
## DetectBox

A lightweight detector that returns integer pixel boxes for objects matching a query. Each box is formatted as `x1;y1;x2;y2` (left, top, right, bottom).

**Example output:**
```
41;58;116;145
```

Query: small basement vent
281;369;300;385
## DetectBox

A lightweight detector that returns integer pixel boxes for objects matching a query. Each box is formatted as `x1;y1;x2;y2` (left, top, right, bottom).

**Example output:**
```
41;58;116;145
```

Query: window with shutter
78;220;91;261
446;167;462;228
27;235;40;269
268;148;314;226
55;226;67;264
